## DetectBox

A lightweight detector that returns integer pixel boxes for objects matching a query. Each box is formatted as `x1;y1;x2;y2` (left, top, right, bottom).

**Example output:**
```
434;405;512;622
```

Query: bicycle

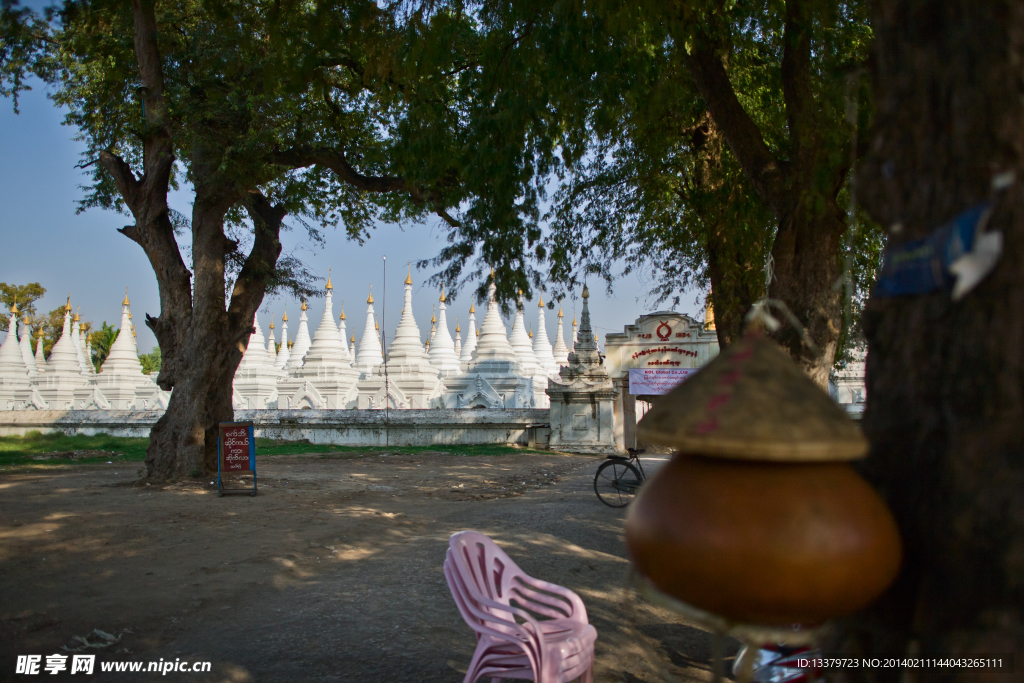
593;448;646;507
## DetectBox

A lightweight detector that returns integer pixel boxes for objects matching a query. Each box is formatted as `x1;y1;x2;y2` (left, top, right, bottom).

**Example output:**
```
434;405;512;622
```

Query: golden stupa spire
439;283;446;303
122;287;130;307
325;267;333;291
529;324;533;338
65;294;72;313
10;301;18;316
339;301;346;321
469;303;475;314
367;284;374;304
74;306;80;323
456;317;461;333
704;298;716;331
282;306;288;322
301;299;308;311
350;334;356;343
558;306;564;318
538;295;544;307
582;283;590;299
405;261;413;286
37;327;44;339
269;314;275;330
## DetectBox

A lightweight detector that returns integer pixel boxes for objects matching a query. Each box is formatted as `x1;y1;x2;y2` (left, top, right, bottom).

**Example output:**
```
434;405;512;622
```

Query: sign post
217;421;257;497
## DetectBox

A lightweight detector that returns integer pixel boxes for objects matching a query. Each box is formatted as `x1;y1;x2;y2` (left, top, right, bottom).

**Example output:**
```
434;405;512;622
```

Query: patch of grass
0;433;551;469
0;431;149;467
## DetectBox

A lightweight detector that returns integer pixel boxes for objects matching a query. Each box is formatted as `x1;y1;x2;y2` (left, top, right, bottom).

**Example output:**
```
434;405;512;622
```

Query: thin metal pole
382;256;389;447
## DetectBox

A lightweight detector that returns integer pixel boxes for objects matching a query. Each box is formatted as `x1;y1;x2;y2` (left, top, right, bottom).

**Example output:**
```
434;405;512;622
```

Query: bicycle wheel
594;459;643;508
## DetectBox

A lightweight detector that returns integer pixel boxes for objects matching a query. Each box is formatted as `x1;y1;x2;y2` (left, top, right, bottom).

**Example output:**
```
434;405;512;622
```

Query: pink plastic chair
444;530;597;683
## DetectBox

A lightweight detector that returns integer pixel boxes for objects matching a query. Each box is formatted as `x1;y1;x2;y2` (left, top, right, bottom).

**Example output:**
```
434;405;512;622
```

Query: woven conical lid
637;335;868;461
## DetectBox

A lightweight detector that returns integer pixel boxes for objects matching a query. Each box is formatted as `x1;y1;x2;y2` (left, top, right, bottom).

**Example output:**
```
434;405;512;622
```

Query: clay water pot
625;454;902;626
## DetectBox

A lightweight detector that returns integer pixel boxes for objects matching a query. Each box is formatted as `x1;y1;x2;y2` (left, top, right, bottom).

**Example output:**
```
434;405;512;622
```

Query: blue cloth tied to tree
875;203;992;297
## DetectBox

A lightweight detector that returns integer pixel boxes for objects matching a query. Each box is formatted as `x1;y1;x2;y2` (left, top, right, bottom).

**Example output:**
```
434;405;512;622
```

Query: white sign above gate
603;311;719;379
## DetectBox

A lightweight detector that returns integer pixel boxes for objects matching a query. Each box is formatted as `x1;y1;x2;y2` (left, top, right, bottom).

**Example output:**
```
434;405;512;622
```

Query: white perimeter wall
0;409;553;448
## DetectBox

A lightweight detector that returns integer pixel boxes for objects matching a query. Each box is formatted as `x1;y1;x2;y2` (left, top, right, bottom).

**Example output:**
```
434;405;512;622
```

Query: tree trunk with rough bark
769;195;846;386
844;0;1024;672
144;193;285;480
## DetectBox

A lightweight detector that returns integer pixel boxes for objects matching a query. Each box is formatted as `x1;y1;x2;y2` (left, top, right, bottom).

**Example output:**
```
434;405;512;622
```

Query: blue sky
0;81;704;353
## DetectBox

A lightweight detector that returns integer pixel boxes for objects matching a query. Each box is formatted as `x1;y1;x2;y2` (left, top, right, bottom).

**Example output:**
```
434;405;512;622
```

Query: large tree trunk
145;193;285;480
146;340;241;479
768;196;846;385
846;0;1024;671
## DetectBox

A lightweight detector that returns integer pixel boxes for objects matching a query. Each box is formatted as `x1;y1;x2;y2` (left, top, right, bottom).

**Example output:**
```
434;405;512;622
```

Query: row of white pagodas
0;293;166;411
230;267;585;410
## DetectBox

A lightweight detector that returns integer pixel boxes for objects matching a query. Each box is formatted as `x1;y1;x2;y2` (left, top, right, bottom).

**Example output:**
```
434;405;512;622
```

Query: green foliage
0;1;57;111
139;346;161;375
90;321;118;371
0;281;45;328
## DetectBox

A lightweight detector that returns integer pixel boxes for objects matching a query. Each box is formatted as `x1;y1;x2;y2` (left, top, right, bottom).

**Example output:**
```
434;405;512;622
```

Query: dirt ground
0;450;738;682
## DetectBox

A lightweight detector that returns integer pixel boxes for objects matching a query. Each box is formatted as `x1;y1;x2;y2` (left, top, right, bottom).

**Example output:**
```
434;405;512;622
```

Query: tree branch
682;34;788;207
781;0;817;167
272;147;408;193
226;190;286;340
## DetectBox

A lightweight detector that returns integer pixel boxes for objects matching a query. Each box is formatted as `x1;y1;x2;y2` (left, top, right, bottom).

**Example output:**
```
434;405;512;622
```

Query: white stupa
278;275;360;409
18;315;38;378
33;328;46;374
285;300;312;372
427;285;461;376
336;302;351;362
85;333;97;374
508;290;540;377
237;313;273;370
97;291;161;409
37;298;89;409
445;272;535;408
354;286;384;374
233;312;281;408
532;297;559;377
298;274;352;372
0;303;35;409
72;309;91;375
357;269;445;408
459;303;478;367
552;307;570;366
266;315;278;363
273;309;290;372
